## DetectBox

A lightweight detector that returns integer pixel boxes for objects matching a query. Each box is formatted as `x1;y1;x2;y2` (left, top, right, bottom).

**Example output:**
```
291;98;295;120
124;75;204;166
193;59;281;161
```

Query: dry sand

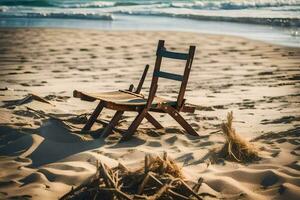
0;28;299;199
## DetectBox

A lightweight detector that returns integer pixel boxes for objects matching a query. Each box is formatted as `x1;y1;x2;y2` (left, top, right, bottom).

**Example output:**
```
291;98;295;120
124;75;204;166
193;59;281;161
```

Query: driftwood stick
114;170;120;188
159;161;167;175
168;189;189;200
115;189;132;200
155;155;169;175
118;162;129;172
192;177;203;193
99;162;132;200
145;154;150;174
150;184;169;200
18;93;52;105
99;162;115;188
179;180;203;200
163;152;168;161
138;173;151;195
148;172;163;186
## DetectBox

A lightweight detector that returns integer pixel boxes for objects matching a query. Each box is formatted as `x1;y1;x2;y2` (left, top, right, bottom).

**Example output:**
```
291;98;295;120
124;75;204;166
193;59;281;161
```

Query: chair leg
145;113;163;129
82;101;105;131
101;111;124;138
121;110;147;141
161;106;199;136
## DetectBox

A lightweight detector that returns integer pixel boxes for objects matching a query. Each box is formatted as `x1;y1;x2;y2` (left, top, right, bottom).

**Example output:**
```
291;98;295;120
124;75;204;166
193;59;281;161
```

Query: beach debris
44;94;71;102
19;93;52;105
60;153;209;200
2;93;52;108
25;106;59;120
217;111;260;163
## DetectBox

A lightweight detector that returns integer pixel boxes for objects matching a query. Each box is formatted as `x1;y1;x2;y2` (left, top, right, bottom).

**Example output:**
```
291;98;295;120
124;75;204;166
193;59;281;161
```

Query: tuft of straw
141;152;183;179
218;111;260;163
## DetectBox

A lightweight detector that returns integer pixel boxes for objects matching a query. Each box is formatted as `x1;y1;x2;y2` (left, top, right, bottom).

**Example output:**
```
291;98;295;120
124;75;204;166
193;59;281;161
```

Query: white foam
171;0;300;10
0;8;113;21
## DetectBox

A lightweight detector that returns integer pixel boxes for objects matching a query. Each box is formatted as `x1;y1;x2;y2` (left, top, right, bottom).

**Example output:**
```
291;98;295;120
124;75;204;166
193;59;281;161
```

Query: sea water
0;0;299;47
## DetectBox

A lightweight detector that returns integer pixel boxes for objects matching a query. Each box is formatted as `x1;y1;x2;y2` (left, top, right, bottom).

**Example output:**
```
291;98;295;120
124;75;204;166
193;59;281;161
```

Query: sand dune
0;28;299;199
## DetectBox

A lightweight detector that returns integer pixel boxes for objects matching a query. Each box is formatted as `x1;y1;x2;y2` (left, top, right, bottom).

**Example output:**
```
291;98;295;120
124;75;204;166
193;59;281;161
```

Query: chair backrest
147;40;196;109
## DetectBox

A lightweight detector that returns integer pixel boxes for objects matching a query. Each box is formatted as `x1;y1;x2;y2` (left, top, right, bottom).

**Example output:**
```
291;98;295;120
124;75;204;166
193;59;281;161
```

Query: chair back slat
147;40;196;110
153;71;183;81
157;49;189;60
177;46;195;108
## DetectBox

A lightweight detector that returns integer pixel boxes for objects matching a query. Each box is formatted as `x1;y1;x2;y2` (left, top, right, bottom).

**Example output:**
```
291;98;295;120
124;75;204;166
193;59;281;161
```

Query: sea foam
0;0;299;27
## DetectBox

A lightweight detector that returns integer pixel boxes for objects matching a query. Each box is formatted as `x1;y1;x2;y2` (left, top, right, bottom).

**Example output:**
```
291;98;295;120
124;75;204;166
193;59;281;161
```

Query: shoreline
0;15;299;48
1;25;299;48
0;28;299;199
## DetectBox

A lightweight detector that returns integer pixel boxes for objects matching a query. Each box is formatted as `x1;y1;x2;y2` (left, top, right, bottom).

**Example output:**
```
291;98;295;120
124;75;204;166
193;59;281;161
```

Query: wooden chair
73;40;199;141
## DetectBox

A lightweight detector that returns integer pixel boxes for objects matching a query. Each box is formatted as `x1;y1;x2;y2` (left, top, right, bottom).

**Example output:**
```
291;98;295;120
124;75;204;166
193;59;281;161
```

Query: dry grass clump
218;111;260;163
60;153;210;200
142;152;183;178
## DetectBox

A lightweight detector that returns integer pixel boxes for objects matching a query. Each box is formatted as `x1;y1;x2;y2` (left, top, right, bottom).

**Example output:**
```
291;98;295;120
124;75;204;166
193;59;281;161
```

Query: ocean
0;0;300;47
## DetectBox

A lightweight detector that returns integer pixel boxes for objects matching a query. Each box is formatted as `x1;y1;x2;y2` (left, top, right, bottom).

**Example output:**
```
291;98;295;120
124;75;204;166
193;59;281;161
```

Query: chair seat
73;89;176;108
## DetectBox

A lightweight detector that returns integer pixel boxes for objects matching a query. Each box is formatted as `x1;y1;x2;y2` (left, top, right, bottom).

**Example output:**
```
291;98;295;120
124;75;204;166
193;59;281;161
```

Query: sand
0;28;299;199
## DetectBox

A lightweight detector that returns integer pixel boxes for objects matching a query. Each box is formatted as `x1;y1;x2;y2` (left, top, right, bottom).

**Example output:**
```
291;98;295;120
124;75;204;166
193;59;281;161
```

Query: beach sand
0;28;299;199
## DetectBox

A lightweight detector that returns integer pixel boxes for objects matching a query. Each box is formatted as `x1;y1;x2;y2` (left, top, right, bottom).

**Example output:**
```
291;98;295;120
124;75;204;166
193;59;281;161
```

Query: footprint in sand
105;46;115;51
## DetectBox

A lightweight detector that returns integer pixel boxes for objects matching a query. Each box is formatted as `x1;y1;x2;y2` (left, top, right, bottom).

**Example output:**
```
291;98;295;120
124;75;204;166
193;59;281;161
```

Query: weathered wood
145;154;150;174
101;111;124;137
129;84;134;92
24;93;52;105
138;173;151;195
99;162;114;188
163;152;168;161
121;83;158;141
161;105;199;136
149;184;169;200
148;172;163;186
118;162;129;172
113;170;120;188
73;90;96;102
136;64;149;94
82;101;105;131
192;177;203;193
150;104;195;113
119;90;145;98
168;189;189;200
176;45;195;108
179;179;203;200
153;71;183;81
145;113;163;129
121;110;147;141
157;49;189;60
